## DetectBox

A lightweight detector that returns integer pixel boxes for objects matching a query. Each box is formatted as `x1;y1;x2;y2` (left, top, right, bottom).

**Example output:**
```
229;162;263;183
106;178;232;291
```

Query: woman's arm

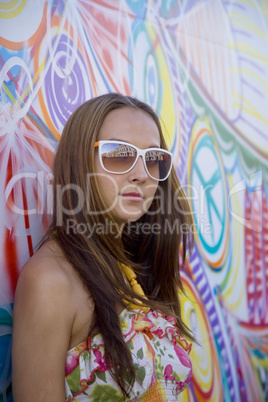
12;256;74;402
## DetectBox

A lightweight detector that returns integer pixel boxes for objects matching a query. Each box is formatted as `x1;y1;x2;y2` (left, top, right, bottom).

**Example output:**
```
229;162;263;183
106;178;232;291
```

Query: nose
128;156;148;182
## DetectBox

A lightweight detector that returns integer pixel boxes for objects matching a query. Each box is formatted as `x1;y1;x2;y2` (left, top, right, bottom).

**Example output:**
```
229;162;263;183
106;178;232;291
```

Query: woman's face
94;107;160;225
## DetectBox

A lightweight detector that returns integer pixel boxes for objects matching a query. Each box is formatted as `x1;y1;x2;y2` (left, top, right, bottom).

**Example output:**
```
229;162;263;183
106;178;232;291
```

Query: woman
12;93;194;401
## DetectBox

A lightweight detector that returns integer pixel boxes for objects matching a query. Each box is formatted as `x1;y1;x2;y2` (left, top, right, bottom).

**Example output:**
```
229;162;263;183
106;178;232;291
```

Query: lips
121;192;144;202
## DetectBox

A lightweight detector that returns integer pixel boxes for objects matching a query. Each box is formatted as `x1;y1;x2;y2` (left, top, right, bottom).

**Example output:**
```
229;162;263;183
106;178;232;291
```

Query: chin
113;210;145;225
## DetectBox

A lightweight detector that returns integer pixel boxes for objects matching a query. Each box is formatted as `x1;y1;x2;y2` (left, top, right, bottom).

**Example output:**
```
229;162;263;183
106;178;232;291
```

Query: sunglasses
94;140;173;181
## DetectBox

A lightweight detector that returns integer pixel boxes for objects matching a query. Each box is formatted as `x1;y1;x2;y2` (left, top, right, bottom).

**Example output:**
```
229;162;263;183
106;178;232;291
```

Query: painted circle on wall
128;20;179;154
180;274;223;400
188;117;229;269
35;19;93;136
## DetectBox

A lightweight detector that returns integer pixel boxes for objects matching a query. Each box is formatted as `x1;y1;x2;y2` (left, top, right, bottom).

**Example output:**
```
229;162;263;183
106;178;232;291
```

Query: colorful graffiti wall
1;0;268;400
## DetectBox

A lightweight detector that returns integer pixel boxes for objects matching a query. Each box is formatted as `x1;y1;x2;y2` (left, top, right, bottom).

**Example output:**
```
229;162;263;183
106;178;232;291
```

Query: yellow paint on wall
228;42;268;65
2;82;16;103
231;68;268;93
233;94;268;124
0;0;27;19
146;25;177;151
229;12;268;39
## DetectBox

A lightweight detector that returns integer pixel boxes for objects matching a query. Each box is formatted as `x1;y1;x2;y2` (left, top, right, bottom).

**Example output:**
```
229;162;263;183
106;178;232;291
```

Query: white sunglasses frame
95;140;173;181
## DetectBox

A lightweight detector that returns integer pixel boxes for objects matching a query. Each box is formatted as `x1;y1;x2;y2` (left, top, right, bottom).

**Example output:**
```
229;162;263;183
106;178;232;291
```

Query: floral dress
65;309;192;401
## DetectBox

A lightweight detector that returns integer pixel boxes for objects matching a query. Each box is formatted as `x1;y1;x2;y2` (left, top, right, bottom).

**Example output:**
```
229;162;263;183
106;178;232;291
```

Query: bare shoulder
13;239;95;350
12;240;77;401
16;241;73;299
14;251;63;326
13;241;75;337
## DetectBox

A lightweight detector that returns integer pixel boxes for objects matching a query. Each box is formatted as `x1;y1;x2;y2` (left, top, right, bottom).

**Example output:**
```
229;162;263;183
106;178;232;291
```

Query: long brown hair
44;93;194;397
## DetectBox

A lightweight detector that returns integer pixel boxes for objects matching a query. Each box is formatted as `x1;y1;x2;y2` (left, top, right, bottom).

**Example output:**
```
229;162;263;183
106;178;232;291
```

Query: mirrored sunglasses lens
100;143;137;173
145;150;172;180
